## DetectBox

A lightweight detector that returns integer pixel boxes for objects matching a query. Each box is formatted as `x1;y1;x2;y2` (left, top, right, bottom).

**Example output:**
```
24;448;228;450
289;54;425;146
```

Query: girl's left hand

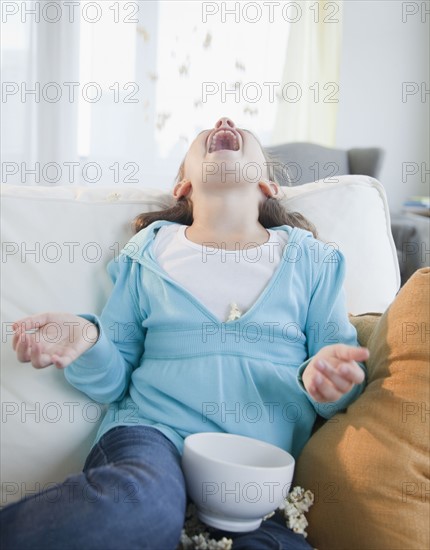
302;344;370;403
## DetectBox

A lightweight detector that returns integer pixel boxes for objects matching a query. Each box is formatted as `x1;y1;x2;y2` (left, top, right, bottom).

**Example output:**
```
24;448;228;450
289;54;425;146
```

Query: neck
185;187;269;249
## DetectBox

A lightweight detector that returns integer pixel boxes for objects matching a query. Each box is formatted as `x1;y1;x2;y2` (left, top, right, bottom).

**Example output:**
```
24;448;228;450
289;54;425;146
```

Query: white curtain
32;13;80;168
272;1;343;146
2;0;80;183
2;1;342;188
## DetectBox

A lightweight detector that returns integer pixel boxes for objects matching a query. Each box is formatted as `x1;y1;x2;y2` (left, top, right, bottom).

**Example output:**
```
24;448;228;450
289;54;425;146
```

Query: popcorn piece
177;486;314;549
277;486;315;538
226;302;242;322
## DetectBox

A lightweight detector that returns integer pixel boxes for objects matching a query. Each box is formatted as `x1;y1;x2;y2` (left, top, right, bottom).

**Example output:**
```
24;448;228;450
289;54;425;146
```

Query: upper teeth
208;129;239;153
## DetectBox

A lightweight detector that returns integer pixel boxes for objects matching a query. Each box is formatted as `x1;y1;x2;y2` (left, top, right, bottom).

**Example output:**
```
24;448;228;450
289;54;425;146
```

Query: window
77;0;289;188
2;1;290;188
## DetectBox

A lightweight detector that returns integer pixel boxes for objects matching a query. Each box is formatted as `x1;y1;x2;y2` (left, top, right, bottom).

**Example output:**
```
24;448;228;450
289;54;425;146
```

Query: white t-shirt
152;224;289;322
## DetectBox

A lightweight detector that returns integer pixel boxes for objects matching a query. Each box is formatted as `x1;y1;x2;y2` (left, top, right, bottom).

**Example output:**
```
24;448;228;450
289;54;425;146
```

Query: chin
201;157;243;185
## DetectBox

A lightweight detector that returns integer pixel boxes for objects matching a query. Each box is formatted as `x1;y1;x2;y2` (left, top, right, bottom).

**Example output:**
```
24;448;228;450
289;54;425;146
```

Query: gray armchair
265;142;384;186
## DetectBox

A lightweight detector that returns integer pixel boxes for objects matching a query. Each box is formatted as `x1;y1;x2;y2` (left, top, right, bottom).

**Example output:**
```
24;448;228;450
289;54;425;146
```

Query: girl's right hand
12;312;99;370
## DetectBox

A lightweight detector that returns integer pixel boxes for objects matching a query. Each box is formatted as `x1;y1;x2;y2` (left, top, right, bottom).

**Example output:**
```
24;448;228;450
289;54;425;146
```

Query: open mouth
208;129;240;153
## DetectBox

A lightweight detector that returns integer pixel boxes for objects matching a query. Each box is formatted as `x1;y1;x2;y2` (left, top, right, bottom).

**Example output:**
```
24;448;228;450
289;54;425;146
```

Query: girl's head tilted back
134;117;317;238
174;119;278;192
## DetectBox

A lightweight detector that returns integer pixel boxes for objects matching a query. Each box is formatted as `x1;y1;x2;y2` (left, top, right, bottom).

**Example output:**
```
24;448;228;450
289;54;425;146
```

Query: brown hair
133;148;318;239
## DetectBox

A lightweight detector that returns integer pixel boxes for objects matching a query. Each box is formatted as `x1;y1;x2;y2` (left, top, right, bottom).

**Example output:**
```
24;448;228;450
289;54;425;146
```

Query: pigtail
258;197;318;239
133;196;193;233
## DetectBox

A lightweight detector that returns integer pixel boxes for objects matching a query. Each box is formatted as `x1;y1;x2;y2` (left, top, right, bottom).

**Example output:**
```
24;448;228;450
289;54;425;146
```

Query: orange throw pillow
294;268;430;549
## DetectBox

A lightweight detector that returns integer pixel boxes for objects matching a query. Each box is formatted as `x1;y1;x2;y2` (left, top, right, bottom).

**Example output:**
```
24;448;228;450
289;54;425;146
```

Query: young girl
3;117;369;550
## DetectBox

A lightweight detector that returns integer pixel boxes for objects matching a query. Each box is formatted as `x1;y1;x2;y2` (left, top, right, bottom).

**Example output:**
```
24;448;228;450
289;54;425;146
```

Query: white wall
336;0;429;214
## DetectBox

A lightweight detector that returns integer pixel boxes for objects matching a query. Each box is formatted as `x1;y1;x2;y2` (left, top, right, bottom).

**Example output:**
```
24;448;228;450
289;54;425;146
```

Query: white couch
0;176;400;509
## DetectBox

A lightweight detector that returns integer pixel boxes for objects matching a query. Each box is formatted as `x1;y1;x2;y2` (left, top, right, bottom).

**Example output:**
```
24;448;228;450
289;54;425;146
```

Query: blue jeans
0;426;313;550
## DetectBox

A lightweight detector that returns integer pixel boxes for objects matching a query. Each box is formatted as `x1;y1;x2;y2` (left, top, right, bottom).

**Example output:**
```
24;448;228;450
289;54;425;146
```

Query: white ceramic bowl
182;433;295;532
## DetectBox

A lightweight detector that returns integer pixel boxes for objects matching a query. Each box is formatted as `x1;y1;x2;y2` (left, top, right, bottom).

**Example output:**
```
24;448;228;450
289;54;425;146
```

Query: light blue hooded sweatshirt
64;220;366;459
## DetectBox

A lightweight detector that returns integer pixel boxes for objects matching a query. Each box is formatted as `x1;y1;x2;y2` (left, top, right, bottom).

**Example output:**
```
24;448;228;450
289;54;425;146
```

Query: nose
214;117;236;130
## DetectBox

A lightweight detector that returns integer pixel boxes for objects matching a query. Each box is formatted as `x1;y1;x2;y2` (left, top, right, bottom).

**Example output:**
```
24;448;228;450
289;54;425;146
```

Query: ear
258;179;284;199
173;179;192;200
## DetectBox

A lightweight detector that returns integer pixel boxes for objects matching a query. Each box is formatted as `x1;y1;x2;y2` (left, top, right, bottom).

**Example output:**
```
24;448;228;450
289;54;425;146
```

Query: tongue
214;136;235;151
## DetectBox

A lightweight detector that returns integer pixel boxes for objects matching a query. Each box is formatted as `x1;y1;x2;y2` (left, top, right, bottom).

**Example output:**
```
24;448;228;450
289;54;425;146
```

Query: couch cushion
294;267;430;549
0;176;399;507
281;175;399;314
1;185;173;508
348;312;382;348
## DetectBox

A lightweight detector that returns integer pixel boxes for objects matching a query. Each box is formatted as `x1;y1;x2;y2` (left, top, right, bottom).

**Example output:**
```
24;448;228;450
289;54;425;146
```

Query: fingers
14;330;47;364
15;334;39;366
316;359;365;386
307;371;345;402
19;339;50;369
13;325;26;351
307;359;366;402
12;313;81;370
314;360;353;394
15;336;70;369
14;331;35;362
330;344;370;363
306;374;335;402
12;313;52;352
29;341;45;368
52;355;76;369
13;328;58;369
12;313;52;334
51;354;66;369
